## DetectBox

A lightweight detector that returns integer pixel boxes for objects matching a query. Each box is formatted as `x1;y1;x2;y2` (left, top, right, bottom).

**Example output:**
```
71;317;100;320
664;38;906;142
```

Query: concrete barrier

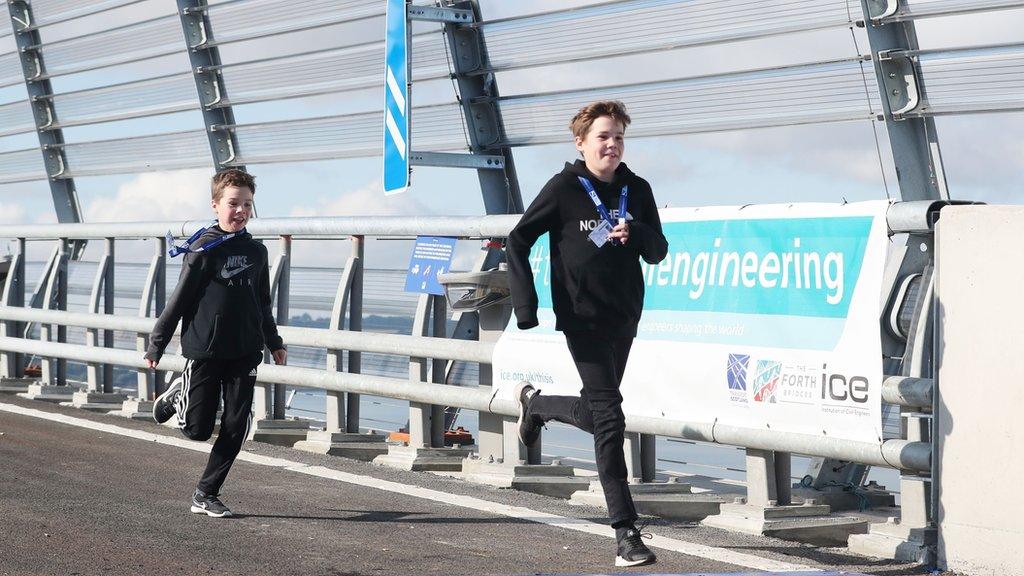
936;205;1024;576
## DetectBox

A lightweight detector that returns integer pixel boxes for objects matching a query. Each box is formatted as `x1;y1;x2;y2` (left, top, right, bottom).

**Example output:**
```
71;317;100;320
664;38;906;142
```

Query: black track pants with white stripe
177;352;262;495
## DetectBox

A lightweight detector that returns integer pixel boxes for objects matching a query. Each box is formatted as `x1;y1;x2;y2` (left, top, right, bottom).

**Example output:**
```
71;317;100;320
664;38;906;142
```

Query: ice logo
752;360;782;403
727;354;750;391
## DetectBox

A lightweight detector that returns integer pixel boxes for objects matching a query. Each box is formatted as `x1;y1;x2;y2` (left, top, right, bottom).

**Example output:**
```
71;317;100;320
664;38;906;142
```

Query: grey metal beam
6;1;85;257
410;151;504;170
860;0;949;201
442;0;523;215
176;0;243;171
408;5;473;23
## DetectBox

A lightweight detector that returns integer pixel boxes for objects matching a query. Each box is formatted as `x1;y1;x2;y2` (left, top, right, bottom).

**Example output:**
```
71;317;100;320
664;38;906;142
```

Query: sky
0;0;1022;268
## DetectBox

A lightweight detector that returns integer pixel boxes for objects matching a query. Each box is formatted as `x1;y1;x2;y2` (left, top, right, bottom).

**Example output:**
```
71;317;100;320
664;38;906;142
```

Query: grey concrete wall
935;205;1024;576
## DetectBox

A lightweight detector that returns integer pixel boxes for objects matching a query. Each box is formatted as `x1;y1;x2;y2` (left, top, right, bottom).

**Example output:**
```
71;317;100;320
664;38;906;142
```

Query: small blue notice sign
405;236;457;295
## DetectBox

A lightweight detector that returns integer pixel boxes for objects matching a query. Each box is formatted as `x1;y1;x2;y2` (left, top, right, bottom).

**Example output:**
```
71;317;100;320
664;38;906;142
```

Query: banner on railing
492;201;889;444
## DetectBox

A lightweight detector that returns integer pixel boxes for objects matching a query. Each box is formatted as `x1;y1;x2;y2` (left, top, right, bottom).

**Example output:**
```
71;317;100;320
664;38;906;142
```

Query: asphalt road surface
0;394;927;576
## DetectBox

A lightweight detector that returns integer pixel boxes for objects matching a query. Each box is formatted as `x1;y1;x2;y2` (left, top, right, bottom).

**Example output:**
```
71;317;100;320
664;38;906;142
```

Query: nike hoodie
145;225;285;363
507;160;669;337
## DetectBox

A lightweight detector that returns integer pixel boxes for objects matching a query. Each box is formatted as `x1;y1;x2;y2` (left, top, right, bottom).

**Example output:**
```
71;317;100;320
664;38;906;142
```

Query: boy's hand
609;222;630;245
146;358;158;370
272;349;287;366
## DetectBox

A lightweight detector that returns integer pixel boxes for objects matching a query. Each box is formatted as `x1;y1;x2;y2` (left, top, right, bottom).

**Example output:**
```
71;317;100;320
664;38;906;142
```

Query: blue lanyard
166;223;240;258
577;176;628;227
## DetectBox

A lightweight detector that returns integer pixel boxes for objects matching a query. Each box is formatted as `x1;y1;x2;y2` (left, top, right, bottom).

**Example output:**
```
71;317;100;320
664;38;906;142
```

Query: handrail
0;215;521;240
0;334;930;471
0;306;493;364
0;202;942;240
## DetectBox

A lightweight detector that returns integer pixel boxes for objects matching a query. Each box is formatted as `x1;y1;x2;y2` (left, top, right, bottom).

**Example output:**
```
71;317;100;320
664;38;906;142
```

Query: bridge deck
0;394;922;576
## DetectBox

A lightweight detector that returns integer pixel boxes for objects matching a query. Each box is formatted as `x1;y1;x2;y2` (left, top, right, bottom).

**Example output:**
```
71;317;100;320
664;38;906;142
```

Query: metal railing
0;215;931;473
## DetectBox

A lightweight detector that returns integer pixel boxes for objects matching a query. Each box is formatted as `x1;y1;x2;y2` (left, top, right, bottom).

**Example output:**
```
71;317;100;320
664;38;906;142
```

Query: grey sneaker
191;489;232;518
152;379;182;424
514;381;541;447
615;525;656;567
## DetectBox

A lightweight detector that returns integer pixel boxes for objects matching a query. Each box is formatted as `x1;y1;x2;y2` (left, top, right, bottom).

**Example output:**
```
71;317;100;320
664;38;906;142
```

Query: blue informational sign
405;236;457;295
383;0;410;195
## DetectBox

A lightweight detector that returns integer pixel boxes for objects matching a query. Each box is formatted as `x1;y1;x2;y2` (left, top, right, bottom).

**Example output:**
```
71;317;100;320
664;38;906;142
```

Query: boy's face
212;185;254;233
575;115;625;178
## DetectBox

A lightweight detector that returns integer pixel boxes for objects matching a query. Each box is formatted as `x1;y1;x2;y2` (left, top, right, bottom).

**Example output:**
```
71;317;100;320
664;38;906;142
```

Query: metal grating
0;99;35;138
913;42;1024;115
29;0;152;28
482;0;859;71
0;148;47;185
34;14;183;79
206;0;387;46
216;32;450;107
230;105;467;165
881;0;1024;21
498;58;883;146
59;130;212;178
47;72;198;128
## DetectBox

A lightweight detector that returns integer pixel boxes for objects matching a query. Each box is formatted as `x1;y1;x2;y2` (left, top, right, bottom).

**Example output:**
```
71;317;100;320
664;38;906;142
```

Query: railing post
408;294;434;448
1;238;26;380
430;295;446;447
272;235;290;419
39;238;68;386
325;236;363;433
346;235;363;434
623;432;657;483
86;238;115;392
135;237;165;400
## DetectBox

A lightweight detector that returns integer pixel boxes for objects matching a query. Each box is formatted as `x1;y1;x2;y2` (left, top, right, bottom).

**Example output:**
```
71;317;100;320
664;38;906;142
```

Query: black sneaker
152;379;182;424
191;489;232;518
615;525;656;567
514;381;541;447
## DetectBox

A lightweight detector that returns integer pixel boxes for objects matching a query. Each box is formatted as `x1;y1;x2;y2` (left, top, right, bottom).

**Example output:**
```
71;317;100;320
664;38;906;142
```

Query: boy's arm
506;179;559;330
628;182;669;264
145;253;207;364
259;253;285;353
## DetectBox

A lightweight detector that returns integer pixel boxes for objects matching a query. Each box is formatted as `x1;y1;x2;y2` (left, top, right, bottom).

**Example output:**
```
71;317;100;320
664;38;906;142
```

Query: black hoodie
145;225;284;363
507;160;669;337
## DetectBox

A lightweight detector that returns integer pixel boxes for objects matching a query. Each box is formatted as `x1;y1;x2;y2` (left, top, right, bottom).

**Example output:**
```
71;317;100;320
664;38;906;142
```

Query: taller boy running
506;101;668;567
145;169;287;518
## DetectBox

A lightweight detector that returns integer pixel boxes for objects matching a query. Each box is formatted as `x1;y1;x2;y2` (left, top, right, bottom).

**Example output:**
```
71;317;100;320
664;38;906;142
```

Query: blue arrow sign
383;0;410;195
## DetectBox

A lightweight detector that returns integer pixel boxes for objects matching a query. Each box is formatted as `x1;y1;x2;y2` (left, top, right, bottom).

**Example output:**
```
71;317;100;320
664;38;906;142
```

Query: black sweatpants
527;332;638;527
176;353;261;495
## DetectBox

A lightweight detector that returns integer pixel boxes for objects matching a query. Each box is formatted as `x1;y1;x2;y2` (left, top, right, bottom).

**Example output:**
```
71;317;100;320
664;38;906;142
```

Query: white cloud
289;179;427;218
84;170;212;223
0;202;25;224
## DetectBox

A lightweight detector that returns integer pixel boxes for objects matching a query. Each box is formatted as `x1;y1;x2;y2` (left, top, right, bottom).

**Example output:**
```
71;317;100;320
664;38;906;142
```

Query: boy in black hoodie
144;169;287;518
507;101;668;567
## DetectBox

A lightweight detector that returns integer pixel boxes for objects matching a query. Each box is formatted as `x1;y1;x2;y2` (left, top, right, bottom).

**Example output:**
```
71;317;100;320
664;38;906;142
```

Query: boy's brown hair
211;169;256;201
569;100;631;139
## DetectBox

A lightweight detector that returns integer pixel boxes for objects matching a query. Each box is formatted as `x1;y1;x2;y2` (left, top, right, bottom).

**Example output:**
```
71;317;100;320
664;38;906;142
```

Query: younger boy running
145;169;287;518
506;101;668;567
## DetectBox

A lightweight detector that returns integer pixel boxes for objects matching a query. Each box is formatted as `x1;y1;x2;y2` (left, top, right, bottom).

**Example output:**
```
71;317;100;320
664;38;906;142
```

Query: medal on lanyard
578;176;629;247
166;222;239;258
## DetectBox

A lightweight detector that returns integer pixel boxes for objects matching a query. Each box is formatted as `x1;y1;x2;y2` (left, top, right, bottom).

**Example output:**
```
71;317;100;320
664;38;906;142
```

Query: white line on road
0;402;821;573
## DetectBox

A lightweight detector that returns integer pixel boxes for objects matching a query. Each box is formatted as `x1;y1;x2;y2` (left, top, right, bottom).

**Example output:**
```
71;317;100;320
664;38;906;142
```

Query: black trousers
527;332;638;527
177;353;260;495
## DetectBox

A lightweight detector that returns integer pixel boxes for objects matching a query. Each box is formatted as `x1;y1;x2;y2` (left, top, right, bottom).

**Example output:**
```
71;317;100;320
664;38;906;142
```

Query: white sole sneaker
190;505;231;518
615;555;655;567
